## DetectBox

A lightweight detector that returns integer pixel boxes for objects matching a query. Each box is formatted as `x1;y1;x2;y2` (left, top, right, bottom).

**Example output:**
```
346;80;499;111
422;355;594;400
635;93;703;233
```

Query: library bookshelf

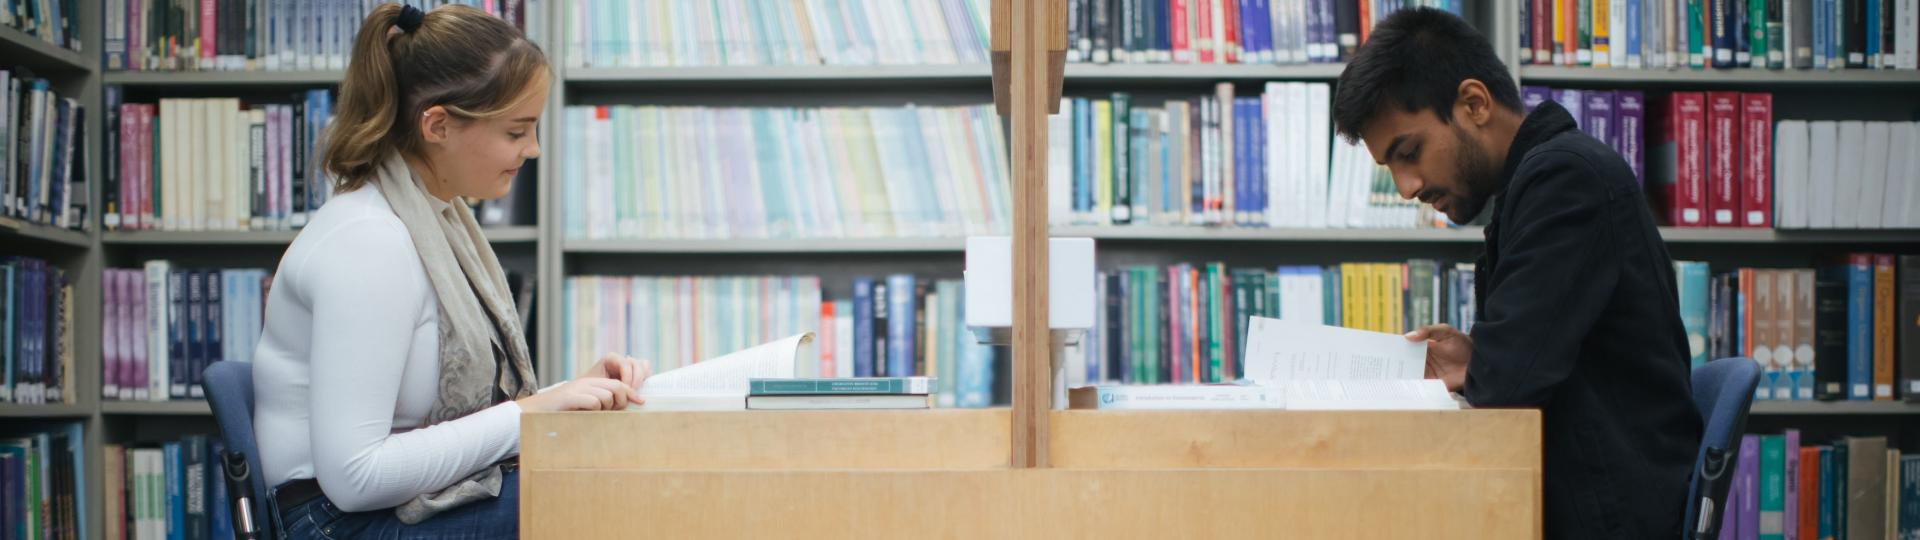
0;0;1915;536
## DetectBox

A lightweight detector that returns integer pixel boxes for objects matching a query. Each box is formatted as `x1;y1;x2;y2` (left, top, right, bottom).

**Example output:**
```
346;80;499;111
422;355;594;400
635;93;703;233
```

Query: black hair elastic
396;5;424;33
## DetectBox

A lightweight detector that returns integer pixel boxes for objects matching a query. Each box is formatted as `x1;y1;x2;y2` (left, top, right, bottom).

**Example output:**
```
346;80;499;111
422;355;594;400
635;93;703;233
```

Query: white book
1807;121;1840;229
1860;123;1892;228
1885;123;1912;230
1306;83;1332;229
1281;83;1306;228
1263;83;1286;227
1611;0;1629;67
1327;136;1352;227
628;332;816;411
144;261;170;402
231;104;249;230
1775;121;1809;229
1349;140;1374;228
1902;0;1919;69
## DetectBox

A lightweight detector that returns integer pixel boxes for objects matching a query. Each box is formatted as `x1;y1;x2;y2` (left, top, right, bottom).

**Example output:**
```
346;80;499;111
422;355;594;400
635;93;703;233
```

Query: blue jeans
278;471;519;540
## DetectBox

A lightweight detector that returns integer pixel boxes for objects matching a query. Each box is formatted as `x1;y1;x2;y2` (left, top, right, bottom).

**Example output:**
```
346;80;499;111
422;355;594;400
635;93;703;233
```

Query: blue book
1714;0;1739;67
1867;0;1880;61
852;278;875;378
3;261;14;402
170;271;188;399
188;271;205;400
1248;0;1271;61
210;440;233;540
203;271;222;399
1848;254;1873;400
0;441;24;539
1627;0;1643;64
1901;455;1920;540
1251;97;1267;225
886;274;916;378
1679;262;1712;368
1820;447;1835;539
1157;0;1174;58
1236;99;1254;226
166;441;185;540
185;435;209;540
1073;98;1091;219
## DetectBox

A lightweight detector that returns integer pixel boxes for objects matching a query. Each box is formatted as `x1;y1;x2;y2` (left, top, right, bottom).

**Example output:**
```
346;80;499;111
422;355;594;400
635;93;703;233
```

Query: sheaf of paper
1241;317;1427;384
636;333;813;398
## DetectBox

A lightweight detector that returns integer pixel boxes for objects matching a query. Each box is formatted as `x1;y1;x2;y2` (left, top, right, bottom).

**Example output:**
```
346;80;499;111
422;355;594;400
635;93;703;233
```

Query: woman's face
421;76;549;201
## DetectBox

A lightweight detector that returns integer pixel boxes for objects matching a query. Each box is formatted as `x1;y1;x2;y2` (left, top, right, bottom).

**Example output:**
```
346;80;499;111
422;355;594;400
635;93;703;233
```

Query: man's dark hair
1331;8;1523;143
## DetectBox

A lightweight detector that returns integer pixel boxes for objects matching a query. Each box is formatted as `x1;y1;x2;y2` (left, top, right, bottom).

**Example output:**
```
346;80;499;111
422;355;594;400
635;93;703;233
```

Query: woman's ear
419;105;450;144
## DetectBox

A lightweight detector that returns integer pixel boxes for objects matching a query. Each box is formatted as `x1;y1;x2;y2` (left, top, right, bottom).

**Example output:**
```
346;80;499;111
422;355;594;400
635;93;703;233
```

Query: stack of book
3;256;72;405
103;436;233;540
560;104;1012;240
1063;0;1466;65
100;263;271;403
104;0;544;71
1720;432;1920;540
1673;255;1920;403
1064;260;1476;388
563;0;992;68
3;69;89;231
1048;83;1449;230
103;90;335;231
0;422;88;540
745;377;935;410
1772;120;1920;230
1519;0;1920;70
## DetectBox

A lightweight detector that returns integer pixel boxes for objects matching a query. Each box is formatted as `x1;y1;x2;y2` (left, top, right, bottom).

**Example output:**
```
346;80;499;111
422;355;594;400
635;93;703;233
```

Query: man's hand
1407;324;1471;392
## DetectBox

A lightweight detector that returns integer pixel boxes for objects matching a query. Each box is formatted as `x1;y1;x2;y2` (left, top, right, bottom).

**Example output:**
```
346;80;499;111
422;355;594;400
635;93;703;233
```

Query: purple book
1552;89;1586;132
1522;86;1552;113
1583;91;1617;154
1740;434;1761;540
1785;429;1800;540
1616;90;1647;188
102;268;120;400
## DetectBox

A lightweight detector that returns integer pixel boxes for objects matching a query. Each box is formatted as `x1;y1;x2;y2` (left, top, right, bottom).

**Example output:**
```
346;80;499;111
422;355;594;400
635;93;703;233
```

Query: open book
1240;317;1460;411
627;333;814;411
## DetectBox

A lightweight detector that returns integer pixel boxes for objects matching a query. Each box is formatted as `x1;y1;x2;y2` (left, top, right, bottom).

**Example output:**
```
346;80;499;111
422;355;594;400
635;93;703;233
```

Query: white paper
1283;380;1459;411
1240;317;1427;384
630;333;812;410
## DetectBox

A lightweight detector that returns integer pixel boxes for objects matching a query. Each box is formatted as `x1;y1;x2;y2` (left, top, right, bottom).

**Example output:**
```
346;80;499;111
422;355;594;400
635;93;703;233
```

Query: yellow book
1095;100;1113;225
1392;264;1406;334
1340;263;1357;329
1592;0;1611;68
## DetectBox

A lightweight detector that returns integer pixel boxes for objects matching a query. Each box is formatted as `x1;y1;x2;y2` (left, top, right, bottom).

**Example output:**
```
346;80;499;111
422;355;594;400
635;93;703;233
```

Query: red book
139;104;156;229
1533;0;1553;64
200;0;216;61
1562;0;1578;64
1222;0;1242;63
1197;0;1216;63
1360;0;1374;45
1740;93;1773;228
1666;92;1709;227
1875;254;1895;400
1706;92;1741;227
1171;0;1192;63
819;301;836;378
118;103;137;230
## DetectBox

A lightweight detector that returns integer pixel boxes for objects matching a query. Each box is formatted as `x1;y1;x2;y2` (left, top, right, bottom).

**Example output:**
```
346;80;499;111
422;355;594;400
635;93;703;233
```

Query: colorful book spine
1706;92;1741;228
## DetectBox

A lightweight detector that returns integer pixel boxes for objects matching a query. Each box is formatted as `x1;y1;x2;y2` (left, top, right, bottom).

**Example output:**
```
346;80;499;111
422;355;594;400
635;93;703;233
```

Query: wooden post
992;0;1067;468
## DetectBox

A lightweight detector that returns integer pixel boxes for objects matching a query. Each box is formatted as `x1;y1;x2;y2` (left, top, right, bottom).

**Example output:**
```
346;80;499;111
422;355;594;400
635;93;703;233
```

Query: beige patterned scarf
370;151;538;524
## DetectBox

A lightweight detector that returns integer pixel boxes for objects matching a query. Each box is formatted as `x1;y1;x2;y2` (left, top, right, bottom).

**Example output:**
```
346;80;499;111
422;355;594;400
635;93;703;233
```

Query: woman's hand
516;378;643;412
584;353;653;392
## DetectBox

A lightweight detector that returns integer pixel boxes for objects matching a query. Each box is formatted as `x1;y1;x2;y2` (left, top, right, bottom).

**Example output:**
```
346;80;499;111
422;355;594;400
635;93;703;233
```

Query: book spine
1618;91;1645;188
886;275;913;379
1763;434;1786;540
105;87;122;230
1816;265;1850;400
1848;254;1874;400
202;271;219;399
1768;0;1787;67
1706;92;1740;228
1596;0;1613;65
1740;93;1772;228
1786;429;1801;540
852;277;873;378
1675;92;1709;227
1873;254;1894;400
1740;434;1761;540
168;270;186;399
1902;256;1920;402
1849;0;1868;66
1112;93;1132;224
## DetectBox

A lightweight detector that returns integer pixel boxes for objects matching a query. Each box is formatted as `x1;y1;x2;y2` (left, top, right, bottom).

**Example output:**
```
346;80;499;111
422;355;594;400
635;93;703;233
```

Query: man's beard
1447;124;1502;224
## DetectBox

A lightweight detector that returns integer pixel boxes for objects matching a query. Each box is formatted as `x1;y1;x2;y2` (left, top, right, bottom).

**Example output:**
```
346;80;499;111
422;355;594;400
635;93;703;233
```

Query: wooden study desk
520;408;1542;538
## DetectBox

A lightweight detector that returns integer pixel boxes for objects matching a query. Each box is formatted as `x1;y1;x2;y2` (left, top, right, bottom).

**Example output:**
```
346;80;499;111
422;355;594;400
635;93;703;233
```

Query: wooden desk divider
520;2;1543;537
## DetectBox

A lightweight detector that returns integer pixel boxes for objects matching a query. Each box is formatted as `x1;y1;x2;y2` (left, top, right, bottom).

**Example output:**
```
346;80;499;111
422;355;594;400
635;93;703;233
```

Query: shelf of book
102;70;345;86
1519;66;1920;86
0;218;92;248
1061;63;1347;82
563;65;993;87
0;23;92;73
560;63;1350;88
0;403;92;418
1749;401;1920;415
1056;226;1486;242
100;400;212;416
563;237;968;254
102;226;541;245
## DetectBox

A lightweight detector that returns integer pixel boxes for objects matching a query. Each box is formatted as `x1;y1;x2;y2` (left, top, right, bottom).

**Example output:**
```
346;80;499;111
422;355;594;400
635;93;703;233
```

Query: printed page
1240;316;1427;384
1282;380;1460;411
633;333;813;408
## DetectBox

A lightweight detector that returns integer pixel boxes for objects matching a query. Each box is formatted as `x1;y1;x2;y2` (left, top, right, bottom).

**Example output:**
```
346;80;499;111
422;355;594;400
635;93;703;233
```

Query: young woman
251;4;646;538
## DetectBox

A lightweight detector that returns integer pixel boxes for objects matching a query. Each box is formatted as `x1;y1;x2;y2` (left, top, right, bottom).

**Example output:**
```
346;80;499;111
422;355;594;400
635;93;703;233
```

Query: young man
1331;8;1702;539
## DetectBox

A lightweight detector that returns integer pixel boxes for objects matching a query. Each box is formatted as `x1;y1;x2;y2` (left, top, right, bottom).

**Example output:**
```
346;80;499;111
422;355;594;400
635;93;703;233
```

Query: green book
1579;0;1596;64
1689;0;1709;67
1207;263;1227;383
748;377;934;395
1761;434;1786;540
1751;0;1769;68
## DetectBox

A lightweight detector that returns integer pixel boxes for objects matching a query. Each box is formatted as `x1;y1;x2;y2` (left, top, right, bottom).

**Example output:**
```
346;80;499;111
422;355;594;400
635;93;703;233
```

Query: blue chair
205;361;274;539
1683;357;1761;540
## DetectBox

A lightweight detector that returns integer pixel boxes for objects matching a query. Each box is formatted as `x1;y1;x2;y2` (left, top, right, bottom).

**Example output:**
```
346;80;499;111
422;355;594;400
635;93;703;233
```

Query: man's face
1358;106;1503;224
